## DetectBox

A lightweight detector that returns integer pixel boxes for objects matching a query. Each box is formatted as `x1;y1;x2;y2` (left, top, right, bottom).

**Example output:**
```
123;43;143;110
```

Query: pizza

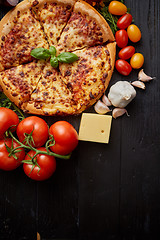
0;0;116;116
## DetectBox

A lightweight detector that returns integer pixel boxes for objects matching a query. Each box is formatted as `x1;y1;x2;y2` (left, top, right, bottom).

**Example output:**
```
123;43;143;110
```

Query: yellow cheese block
78;113;112;144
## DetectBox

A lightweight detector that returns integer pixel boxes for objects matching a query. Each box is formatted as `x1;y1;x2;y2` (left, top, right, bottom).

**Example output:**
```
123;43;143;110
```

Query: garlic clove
131;80;145;89
138;69;156;82
102;94;112;106
94;100;111;114
112;108;129;119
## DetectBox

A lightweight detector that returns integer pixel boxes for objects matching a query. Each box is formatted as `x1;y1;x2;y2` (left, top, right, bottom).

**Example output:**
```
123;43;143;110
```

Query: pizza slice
23;62;77;115
30;0;76;47
57;0;115;53
0;0;49;71
0;60;45;107
59;42;116;113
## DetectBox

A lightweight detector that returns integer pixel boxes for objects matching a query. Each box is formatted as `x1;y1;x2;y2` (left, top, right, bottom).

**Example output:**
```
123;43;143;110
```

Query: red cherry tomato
49;121;78;155
17;116;49;148
108;1;127;15
0;138;25;171
117;13;133;29
118;46;135;60
0;107;19;139
116;59;132;76
115;30;128;48
23;147;56;181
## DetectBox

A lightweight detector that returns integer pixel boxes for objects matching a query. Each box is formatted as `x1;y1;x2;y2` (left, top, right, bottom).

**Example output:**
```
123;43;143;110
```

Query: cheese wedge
78;113;112;144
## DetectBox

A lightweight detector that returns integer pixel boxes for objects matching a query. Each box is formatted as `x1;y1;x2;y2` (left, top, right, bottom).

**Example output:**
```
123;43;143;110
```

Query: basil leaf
57;52;79;64
49;46;56;56
31;48;51;59
50;56;59;68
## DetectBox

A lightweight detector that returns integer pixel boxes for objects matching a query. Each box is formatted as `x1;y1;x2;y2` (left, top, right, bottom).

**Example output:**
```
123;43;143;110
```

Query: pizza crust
104;42;116;90
0;0;32;36
30;0;76;8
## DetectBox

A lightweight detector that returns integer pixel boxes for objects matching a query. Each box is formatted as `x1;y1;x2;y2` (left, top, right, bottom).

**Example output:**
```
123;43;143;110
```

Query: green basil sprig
31;46;78;68
50;55;59;68
31;48;51;59
57;52;79;63
49;46;56;56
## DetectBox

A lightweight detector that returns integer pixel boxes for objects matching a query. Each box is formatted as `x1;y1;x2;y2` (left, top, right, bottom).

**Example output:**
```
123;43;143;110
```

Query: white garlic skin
94;100;111;114
131;81;145;89
102;95;112;106
112;108;129;119
138;69;155;82
108;81;136;108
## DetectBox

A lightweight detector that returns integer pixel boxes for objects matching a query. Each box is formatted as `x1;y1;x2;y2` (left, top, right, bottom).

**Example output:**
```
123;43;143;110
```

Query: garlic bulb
131;81;145;89
102;95;112;106
94;100;111;114
108;81;136;108
112;108;129;119
138;69;156;82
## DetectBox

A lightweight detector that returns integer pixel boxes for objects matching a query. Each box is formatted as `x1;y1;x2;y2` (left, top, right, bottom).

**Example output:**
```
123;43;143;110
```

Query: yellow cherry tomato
108;1;127;15
127;24;141;42
130;53;144;69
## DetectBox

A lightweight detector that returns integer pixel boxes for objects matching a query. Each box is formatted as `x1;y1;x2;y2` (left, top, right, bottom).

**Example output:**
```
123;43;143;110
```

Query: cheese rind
78;113;112;144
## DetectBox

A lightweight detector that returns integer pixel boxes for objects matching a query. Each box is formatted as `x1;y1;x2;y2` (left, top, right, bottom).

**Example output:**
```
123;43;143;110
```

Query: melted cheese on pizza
57;1;114;53
0;61;45;106
31;0;75;47
0;7;49;71
59;45;112;112
24;62;77;115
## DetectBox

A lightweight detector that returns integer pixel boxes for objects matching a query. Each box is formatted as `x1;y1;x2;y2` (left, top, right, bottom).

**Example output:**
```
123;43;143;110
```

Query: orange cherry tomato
108;1;127;15
130;53;144;69
127;24;141;42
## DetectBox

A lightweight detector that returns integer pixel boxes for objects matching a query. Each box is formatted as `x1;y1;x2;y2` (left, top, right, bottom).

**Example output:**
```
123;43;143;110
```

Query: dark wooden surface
0;0;160;239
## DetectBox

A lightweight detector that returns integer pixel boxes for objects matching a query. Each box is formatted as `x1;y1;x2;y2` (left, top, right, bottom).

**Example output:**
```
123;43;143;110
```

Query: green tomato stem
9;130;71;160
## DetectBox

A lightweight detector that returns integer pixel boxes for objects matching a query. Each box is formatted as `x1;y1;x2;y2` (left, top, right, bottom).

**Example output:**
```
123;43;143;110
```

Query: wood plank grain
0;168;37;239
119;0;160;239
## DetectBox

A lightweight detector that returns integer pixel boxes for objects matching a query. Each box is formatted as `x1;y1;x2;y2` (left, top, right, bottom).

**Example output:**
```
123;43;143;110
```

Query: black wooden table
0;0;160;239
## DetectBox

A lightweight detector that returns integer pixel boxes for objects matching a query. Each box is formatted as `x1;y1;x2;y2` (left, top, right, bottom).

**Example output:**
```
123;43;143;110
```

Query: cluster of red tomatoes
109;1;144;76
0;107;78;181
